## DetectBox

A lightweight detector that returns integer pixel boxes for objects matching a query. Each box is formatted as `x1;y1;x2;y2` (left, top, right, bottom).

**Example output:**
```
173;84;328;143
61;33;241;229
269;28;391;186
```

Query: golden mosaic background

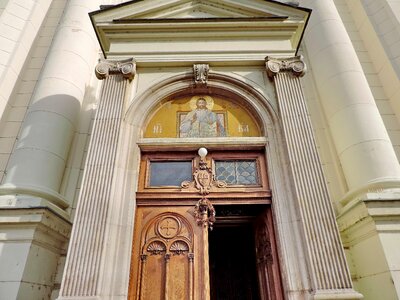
144;95;261;138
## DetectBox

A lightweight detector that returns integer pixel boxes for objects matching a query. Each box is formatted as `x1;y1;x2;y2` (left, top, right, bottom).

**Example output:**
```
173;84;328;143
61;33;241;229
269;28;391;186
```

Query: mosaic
144;95;261;138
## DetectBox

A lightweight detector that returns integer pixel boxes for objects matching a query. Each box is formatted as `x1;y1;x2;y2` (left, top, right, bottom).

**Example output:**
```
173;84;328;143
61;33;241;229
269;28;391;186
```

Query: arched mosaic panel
144;95;261;138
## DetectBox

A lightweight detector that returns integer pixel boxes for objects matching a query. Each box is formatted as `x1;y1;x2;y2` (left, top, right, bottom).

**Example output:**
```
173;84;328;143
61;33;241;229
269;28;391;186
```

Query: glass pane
215;161;236;184
237;161;257;185
149;161;192;186
215;160;258;185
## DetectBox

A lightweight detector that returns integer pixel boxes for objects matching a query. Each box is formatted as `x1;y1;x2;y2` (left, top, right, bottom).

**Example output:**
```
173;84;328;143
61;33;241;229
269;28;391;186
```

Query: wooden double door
128;205;282;300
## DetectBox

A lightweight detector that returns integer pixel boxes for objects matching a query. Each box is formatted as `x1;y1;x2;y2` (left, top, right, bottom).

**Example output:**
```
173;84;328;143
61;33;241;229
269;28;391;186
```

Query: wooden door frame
129;149;283;299
210;204;283;300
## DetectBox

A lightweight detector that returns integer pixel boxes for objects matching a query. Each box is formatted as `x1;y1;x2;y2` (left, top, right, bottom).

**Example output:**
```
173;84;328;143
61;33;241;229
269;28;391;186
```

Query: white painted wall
0;0;7;16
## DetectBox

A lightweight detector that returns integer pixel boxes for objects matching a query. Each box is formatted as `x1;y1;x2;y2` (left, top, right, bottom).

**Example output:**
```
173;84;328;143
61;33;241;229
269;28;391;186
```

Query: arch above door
124;71;279;142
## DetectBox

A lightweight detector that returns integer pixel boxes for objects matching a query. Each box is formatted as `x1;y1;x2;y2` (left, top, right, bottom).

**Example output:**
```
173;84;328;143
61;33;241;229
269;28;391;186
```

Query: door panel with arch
129;206;210;300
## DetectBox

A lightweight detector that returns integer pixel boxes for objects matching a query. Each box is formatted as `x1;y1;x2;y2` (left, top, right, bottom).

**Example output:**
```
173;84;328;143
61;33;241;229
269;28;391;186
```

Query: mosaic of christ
179;96;226;138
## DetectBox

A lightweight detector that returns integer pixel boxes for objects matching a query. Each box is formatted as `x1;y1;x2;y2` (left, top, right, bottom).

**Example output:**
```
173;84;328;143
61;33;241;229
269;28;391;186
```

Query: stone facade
0;1;399;299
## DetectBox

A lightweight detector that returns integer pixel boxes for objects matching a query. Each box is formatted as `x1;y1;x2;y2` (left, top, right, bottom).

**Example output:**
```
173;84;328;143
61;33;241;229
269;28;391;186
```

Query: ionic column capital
265;56;306;78
95;57;136;80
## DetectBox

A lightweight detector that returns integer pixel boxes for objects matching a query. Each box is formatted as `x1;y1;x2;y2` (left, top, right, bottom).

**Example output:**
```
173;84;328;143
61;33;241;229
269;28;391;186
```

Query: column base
0;207;71;300
338;193;400;300
0;183;70;209
0;193;70;219
313;289;363;300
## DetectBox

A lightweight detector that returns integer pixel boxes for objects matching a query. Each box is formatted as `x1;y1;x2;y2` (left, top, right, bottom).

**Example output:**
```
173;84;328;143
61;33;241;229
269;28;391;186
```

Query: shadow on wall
0;94;82;201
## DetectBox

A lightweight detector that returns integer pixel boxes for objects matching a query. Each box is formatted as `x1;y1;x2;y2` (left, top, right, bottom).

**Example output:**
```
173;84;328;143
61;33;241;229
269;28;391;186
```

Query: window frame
137;150;271;205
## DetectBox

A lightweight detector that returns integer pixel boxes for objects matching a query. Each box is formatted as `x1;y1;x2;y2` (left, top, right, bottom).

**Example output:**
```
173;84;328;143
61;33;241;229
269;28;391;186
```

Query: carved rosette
265;56;306;78
95;58;136;80
193;64;209;87
157;216;181;239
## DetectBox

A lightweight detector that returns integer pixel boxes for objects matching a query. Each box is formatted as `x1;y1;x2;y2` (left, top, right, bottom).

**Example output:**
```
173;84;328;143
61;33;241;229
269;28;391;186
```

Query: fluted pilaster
58;58;135;299
266;56;362;299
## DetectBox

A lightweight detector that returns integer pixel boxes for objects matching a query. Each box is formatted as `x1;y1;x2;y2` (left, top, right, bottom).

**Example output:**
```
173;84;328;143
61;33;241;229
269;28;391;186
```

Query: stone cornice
265;55;306;77
95;58;136;80
90;2;311;58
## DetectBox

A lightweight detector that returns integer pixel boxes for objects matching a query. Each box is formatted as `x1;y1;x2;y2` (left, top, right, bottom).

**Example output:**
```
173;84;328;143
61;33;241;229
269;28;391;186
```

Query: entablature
90;0;311;63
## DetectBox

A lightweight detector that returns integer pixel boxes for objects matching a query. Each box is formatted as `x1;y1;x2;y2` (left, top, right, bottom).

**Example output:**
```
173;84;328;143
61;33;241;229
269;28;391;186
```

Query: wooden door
254;208;283;300
129;206;210;300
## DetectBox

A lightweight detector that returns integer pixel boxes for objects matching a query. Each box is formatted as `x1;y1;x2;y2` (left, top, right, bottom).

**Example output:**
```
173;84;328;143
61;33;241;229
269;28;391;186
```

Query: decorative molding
147;241;167;255
95;57;136;80
188;253;194;262
182;156;225;229
265;56;306;78
193;64;209;87
157;216;181;239
194;197;216;229
256;234;273;264
181;159;226;195
170;241;190;255
142;213;193;255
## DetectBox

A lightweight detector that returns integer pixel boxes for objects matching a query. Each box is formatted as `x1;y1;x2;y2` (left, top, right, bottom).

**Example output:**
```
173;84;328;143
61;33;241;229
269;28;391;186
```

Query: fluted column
300;0;400;203
266;56;362;300
58;58;135;299
0;1;102;209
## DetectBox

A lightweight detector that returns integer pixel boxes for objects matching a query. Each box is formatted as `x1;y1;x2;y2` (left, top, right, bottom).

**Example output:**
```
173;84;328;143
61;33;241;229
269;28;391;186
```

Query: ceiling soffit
90;0;311;62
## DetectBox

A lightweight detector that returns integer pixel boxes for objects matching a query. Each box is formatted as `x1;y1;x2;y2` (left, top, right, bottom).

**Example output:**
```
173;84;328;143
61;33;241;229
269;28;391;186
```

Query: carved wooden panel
254;209;283;300
129;206;209;300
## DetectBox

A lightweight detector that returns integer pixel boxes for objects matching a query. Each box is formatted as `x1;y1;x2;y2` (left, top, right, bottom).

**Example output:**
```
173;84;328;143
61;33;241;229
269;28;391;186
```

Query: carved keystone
193;64;209;87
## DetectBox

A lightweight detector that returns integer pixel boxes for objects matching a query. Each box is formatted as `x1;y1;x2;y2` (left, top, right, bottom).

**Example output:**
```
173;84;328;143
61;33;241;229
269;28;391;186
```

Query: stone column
0;1;101;210
266;56;362;300
299;2;400;298
0;2;101;299
58;58;135;299
300;0;400;202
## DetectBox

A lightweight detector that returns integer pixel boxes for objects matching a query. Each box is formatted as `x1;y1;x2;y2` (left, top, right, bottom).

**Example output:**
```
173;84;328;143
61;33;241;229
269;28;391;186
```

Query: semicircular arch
125;71;280;139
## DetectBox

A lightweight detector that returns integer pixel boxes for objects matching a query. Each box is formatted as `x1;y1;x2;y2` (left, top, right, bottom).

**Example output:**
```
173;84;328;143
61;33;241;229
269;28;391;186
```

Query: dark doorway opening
209;220;260;300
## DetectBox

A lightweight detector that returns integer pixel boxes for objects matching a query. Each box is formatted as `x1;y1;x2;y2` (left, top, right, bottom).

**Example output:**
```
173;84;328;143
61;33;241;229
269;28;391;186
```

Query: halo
189;95;214;110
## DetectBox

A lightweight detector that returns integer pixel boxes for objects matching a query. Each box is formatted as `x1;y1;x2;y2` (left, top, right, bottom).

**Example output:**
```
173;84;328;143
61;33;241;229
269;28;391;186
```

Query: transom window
148;159;260;188
215;160;258;185
149;161;192;186
138;151;270;205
